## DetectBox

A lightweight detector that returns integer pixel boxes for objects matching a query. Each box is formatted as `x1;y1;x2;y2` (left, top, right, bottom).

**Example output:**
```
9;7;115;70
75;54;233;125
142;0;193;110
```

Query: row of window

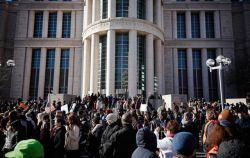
101;0;147;20
29;48;70;99
34;12;71;38
177;12;215;38
177;48;218;101
35;0;72;1
98;33;146;95
177;0;214;1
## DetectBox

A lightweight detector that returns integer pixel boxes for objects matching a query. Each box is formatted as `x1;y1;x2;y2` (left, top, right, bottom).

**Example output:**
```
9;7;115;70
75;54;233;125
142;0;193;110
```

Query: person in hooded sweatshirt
132;127;159;158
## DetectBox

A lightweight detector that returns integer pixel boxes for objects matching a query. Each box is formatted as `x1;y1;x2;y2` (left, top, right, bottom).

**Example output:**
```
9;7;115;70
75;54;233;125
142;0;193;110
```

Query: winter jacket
132;127;158;158
65;125;80;150
99;122;121;158
101;124;137;158
87;124;104;158
51;126;66;157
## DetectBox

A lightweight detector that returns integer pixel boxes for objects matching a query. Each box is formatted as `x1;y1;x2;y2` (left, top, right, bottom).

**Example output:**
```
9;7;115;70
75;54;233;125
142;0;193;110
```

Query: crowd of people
0;94;249;158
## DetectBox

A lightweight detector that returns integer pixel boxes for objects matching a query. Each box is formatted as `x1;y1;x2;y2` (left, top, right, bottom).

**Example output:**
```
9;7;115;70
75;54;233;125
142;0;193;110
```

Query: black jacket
101;124;137;158
99;122;121;158
132;128;158;158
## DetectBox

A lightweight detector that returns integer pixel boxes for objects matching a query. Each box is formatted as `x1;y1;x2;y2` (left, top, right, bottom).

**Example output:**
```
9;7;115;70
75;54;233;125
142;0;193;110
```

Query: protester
154;120;179;158
217;139;250;158
99;113;121;158
65;113;80;158
50;118;66;158
101;112;137;158
132;127;158;158
172;132;196;158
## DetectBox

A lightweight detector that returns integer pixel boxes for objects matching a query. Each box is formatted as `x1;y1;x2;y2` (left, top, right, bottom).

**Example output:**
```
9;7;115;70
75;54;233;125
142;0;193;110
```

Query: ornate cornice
82;18;165;41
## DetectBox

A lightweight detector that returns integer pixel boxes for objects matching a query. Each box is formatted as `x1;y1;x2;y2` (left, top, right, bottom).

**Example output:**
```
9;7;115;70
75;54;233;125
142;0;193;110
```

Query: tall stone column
129;0;137;18
173;11;177;39
53;48;61;94
38;48;47;98
214;11;221;38
22;48;32;99
90;34;99;94
108;0;116;18
173;49;179;94
71;11;76;38
146;34;154;97
200;11;206;38
202;48;209;101
82;39;91;96
128;30;137;97
56;11;63;38
73;48;82;95
87;0;92;25
186;11;191;38
155;39;163;95
156;0;162;27
146;0;153;22
187;48;194;98
92;0;97;22
28;11;35;38
42;11;49;38
83;0;88;29
106;30;115;95
67;48;74;94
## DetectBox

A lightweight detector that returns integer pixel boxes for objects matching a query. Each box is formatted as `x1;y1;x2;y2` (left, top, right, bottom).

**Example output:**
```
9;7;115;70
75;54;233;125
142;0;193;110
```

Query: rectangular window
193;49;203;98
206;12;215;38
98;35;107;92
115;32;128;92
62;12;71;38
102;0;108;19
29;49;41;99
137;0;146;20
191;12;200;38
48;12;57;38
116;0;129;17
59;49;69;94
44;49;55;98
137;35;146;95
178;49;188;95
177;12;186;38
207;49;218;101
34;12;43;38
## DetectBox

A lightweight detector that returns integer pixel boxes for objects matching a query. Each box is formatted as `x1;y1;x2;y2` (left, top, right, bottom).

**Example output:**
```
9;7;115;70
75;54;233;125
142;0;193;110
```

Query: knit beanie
106;113;118;124
172;132;196;156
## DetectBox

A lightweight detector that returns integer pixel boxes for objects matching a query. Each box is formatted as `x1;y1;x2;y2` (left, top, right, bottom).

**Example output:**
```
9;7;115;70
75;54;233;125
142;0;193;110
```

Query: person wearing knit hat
106;113;118;125
172;132;196;158
5;139;44;158
100;112;136;158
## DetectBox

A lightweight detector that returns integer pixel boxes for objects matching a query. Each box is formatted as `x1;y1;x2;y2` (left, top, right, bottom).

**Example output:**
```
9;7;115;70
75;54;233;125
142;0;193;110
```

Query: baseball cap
5;139;44;158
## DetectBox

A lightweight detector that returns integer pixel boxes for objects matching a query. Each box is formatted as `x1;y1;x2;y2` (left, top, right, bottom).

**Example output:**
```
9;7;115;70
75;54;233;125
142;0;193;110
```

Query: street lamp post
6;59;15;97
206;55;231;110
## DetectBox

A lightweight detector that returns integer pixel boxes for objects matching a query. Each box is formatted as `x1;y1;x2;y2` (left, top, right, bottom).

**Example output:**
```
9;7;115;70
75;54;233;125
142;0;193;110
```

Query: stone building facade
0;0;241;101
232;0;250;97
